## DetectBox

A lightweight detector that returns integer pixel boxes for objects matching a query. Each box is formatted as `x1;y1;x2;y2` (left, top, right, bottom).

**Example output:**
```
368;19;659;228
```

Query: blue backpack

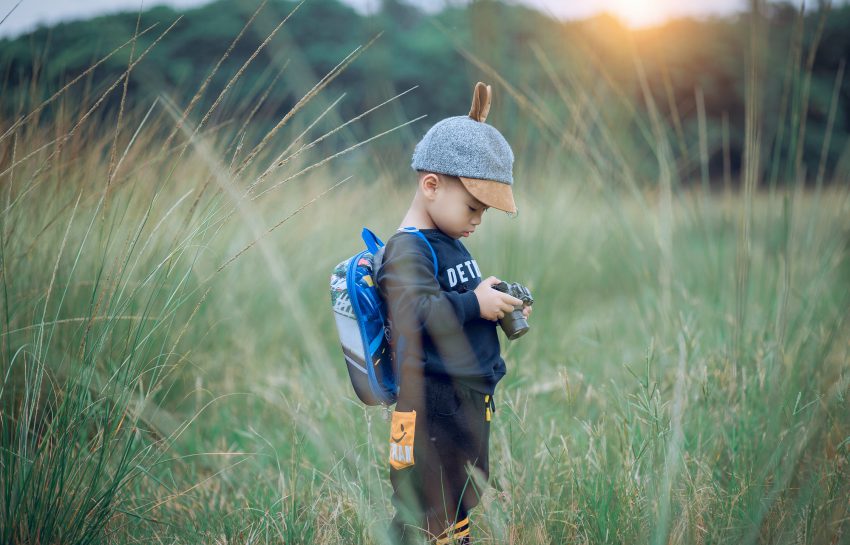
329;227;437;405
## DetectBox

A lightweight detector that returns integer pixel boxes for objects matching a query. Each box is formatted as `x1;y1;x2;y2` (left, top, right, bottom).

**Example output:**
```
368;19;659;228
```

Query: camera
491;281;534;340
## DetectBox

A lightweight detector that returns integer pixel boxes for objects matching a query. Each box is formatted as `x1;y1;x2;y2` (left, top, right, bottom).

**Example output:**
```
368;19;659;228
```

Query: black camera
491;281;534;340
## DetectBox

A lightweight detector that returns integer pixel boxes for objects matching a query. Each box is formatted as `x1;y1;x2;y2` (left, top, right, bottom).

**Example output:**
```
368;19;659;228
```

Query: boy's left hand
522;305;532;319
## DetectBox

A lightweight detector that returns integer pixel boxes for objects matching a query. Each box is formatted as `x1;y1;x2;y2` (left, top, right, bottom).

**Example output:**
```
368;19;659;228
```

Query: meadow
1;4;849;544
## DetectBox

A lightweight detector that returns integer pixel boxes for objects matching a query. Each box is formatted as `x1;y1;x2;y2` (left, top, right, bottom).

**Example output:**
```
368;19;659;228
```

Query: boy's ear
419;172;440;199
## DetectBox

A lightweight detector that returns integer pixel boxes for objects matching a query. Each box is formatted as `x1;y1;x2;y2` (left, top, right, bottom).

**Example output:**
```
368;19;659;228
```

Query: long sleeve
377;235;480;338
376;229;504;394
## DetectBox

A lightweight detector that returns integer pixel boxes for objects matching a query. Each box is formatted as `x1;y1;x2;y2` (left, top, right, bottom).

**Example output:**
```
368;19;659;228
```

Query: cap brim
459;176;517;214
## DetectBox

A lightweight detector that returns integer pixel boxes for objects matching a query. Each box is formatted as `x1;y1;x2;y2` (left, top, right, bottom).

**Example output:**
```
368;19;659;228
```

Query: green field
2;4;850;544
2;121;848;543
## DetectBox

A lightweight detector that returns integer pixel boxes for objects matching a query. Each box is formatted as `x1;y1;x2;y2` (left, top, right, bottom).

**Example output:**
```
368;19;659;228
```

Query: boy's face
424;174;489;239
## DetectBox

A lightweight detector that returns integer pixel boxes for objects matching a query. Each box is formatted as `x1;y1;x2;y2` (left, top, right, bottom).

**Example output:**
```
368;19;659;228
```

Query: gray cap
411;115;514;184
410;82;517;214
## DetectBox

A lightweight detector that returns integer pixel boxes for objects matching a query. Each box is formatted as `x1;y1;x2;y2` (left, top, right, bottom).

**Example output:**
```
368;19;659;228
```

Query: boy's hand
475;277;523;321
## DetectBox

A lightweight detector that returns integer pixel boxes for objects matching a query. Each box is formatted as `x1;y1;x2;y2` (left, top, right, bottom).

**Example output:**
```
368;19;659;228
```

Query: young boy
376;82;531;545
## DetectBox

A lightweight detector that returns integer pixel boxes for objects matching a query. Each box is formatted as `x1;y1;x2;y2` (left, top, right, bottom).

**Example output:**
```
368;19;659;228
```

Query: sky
0;0;752;38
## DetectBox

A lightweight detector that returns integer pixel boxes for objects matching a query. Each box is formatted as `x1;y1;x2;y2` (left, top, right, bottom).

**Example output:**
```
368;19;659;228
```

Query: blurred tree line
1;0;847;186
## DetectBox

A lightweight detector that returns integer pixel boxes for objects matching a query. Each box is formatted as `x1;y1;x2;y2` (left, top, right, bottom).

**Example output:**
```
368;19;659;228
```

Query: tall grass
1;1;849;544
0;2;414;542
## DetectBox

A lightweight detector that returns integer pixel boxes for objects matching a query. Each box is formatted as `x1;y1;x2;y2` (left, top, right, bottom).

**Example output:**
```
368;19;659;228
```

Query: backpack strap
361;227;384;254
397;226;438;277
363;226;438;277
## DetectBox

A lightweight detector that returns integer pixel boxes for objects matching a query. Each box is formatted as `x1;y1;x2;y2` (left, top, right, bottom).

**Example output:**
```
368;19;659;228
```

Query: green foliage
1;0;849;185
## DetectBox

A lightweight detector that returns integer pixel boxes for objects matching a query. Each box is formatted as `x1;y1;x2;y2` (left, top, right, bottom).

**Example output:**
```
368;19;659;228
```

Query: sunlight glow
522;0;747;30
610;0;674;28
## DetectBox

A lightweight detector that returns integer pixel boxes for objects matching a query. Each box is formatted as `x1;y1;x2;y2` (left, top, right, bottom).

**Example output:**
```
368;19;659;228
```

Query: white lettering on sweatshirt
445;259;481;288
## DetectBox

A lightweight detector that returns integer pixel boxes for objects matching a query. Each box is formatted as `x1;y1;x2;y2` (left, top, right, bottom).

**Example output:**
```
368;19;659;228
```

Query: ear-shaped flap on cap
468;82;492;123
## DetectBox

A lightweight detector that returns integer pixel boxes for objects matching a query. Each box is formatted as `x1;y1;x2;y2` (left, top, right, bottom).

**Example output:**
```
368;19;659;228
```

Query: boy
376;82;531;545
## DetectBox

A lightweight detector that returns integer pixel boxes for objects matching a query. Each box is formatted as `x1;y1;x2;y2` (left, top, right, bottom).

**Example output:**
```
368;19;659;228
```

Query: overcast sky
0;0;755;38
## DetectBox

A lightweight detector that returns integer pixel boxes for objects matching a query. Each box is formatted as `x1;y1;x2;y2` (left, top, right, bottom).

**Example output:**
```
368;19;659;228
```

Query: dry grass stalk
187;0;307;160
0;24;159;143
217;175;354;272
250;85;418;193
106;10;143;195
250;113;426;201
161;0;271;154
234;31;384;177
0;18;182;181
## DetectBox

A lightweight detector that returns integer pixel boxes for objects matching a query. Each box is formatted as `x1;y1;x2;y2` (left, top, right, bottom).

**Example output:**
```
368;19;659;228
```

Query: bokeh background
1;1;848;543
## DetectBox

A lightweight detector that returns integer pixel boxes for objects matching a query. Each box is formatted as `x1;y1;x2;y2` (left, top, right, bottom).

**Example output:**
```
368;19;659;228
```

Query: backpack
329;227;437;406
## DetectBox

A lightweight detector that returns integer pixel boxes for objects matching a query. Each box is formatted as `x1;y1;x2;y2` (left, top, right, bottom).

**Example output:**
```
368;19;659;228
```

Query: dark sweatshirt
376;228;505;395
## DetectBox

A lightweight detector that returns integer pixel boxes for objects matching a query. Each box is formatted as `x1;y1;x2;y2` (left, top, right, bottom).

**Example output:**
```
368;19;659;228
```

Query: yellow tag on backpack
389;410;416;470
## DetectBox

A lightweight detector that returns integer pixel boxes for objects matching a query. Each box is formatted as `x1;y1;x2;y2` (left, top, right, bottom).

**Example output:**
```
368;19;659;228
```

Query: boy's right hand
475;276;524;321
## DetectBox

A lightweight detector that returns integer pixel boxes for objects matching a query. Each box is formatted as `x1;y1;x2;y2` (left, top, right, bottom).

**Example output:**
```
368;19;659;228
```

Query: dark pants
389;377;493;544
